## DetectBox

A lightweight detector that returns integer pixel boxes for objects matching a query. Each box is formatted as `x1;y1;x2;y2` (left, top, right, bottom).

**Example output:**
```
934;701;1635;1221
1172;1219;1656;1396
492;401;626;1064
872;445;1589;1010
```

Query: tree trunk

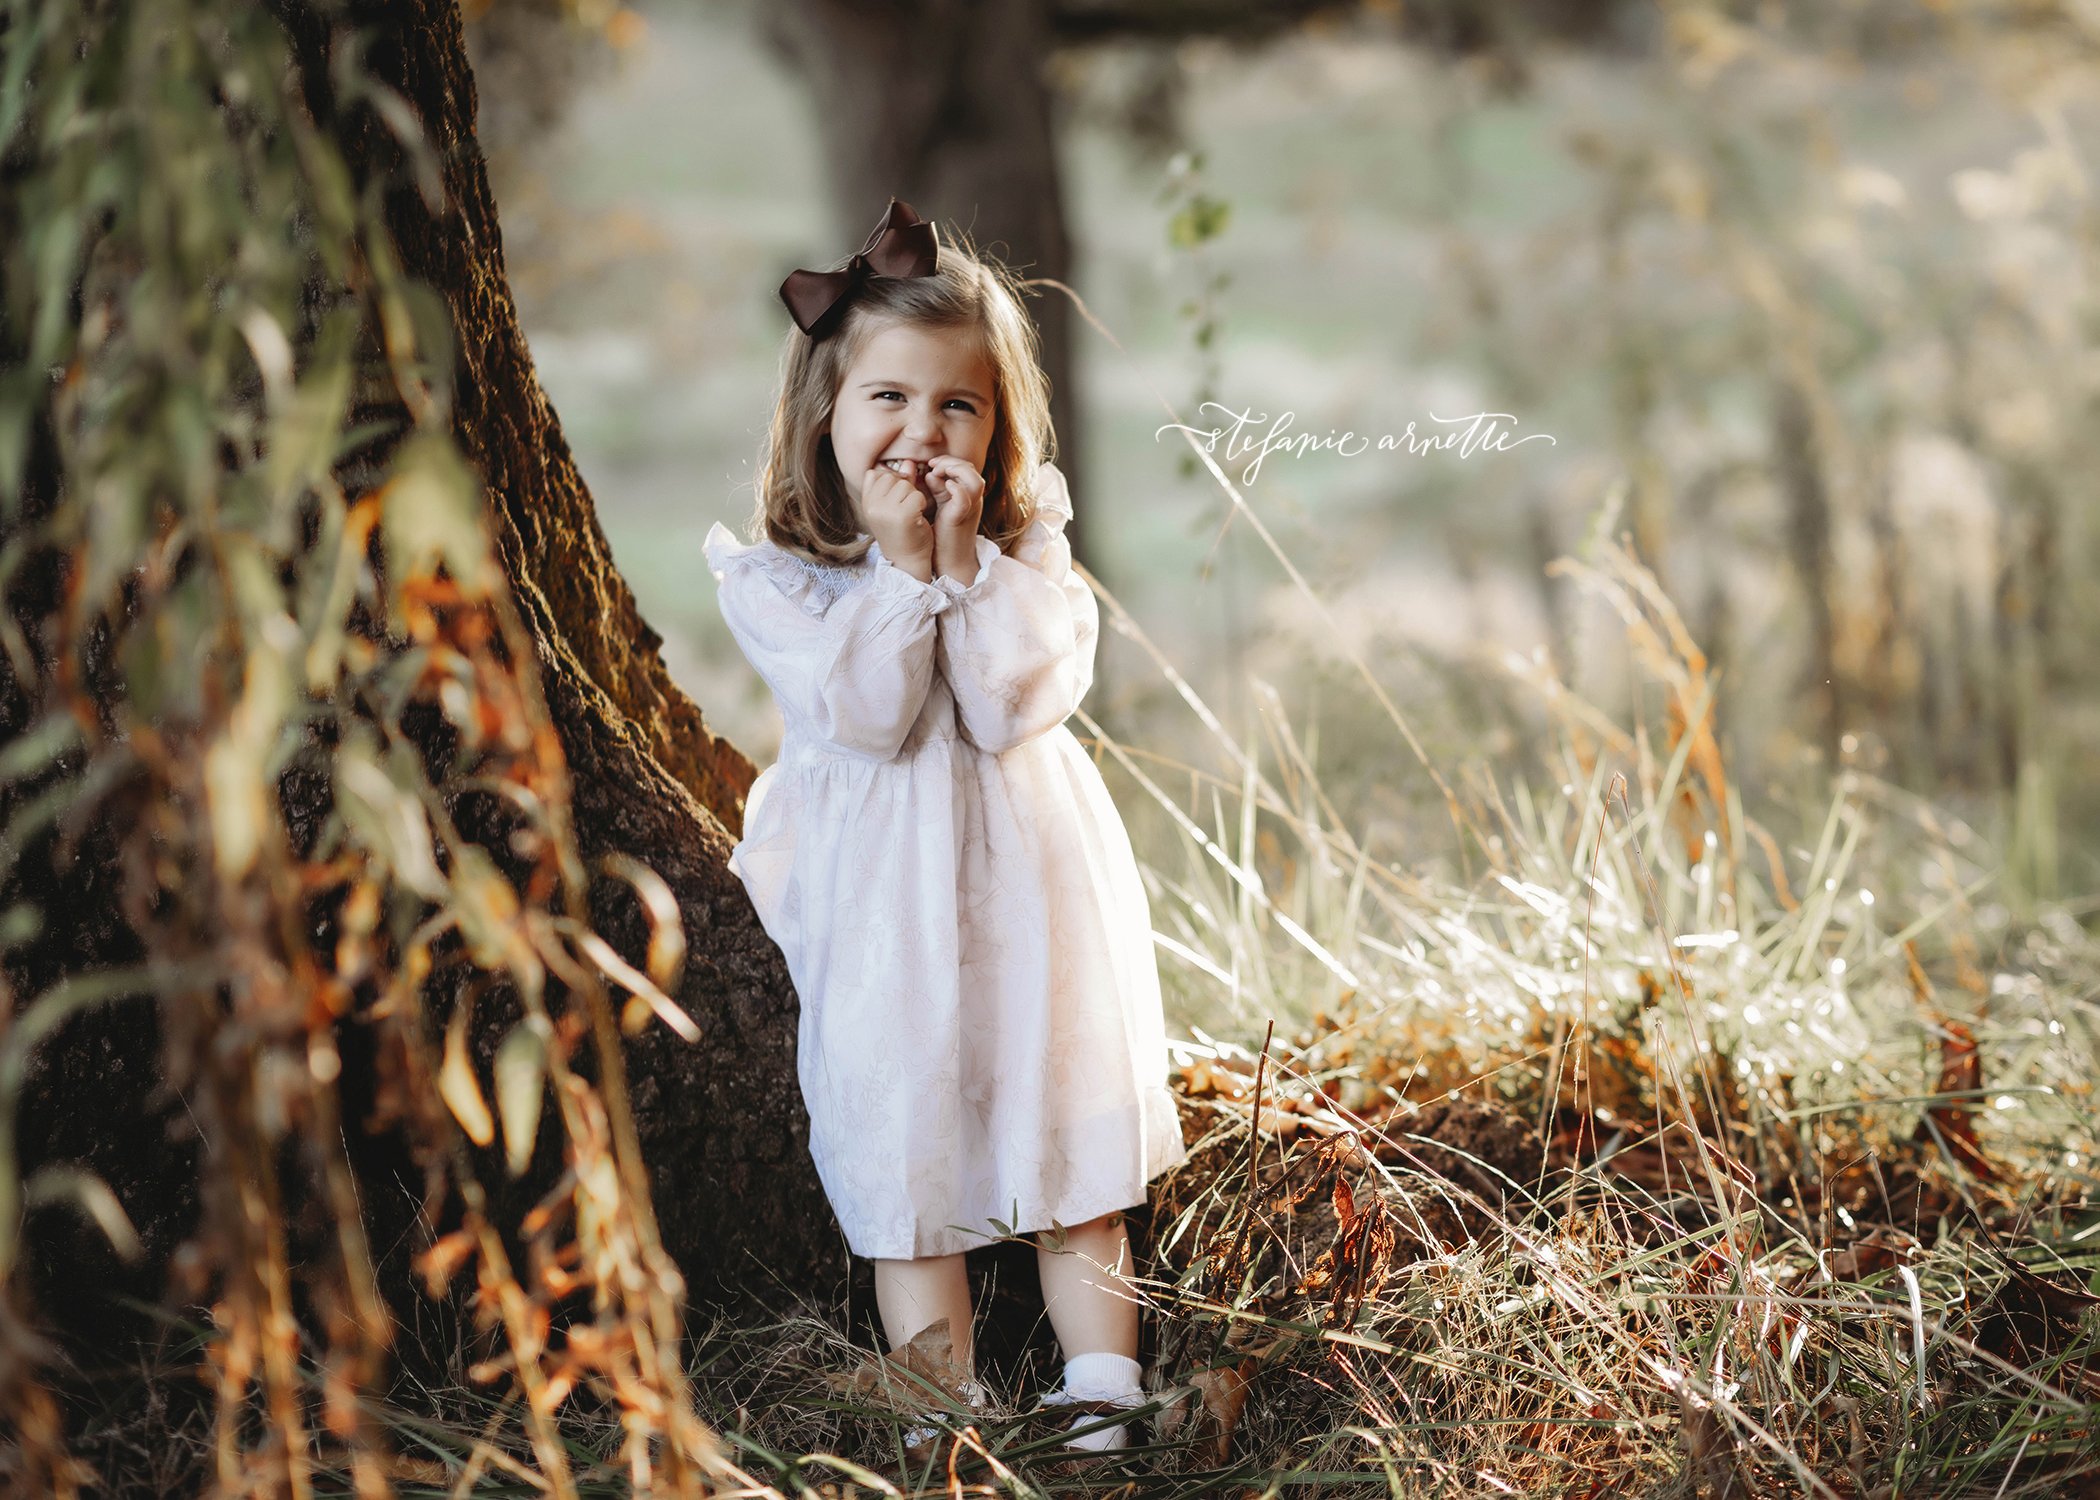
281;0;849;1309
15;0;850;1356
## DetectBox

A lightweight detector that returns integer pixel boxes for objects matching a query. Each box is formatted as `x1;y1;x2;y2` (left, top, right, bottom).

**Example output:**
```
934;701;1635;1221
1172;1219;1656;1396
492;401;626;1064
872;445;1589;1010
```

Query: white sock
1062;1351;1142;1401
1056;1352;1142;1451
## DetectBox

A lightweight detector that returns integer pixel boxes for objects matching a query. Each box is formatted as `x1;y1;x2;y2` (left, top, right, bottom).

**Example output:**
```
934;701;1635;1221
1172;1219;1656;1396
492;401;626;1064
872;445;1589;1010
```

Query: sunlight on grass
93;394;2098;1499
140;197;2098;1500
632;417;2096;1496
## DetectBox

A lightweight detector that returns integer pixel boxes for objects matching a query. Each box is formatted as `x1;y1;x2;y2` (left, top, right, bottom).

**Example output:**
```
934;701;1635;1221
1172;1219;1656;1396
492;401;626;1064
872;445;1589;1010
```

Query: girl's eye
875;391;975;413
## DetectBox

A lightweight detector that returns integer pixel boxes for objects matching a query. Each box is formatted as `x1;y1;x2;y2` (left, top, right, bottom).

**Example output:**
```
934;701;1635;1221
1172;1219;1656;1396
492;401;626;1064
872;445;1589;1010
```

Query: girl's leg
872;1252;977;1376
1035;1209;1138;1360
1036;1210;1144;1450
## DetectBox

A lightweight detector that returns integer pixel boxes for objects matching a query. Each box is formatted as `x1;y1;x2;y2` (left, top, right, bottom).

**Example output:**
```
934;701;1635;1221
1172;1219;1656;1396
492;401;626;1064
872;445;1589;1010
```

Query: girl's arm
704;522;949;762
932;462;1099;756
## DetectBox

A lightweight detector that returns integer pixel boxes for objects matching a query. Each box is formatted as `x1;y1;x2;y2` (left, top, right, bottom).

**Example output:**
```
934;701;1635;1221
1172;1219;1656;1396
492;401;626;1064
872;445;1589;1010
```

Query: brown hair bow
778;198;941;341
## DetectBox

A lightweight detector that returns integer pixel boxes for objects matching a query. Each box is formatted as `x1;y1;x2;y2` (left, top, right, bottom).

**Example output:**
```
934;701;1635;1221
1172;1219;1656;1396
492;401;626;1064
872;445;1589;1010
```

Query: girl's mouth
881;457;942;496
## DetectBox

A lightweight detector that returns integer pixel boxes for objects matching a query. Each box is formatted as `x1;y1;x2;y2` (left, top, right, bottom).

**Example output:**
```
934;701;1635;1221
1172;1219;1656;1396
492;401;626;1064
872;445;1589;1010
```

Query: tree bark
280;0;847;1307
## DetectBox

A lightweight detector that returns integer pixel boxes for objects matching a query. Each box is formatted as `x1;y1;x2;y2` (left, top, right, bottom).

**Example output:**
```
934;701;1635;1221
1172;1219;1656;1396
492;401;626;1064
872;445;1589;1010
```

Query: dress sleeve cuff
933;535;1004;600
863;537;953;614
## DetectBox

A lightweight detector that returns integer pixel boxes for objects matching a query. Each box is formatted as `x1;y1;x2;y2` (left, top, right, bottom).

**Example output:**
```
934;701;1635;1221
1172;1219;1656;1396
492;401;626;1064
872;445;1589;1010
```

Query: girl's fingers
926;462;983;519
871;468;931;517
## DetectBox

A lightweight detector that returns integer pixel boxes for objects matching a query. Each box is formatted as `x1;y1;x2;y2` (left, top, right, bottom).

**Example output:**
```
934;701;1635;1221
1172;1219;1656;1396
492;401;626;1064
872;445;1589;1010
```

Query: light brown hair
746;228;1055;566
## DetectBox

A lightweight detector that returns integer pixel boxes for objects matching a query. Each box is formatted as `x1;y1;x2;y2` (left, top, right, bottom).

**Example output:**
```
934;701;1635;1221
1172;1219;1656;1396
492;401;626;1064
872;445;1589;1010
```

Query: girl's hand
927;457;986;588
926;456;985;540
860;465;936;581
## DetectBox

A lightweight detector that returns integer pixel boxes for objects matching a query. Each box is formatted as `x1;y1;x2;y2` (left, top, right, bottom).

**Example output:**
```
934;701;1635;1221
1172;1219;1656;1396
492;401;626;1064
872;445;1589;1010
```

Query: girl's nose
903;403;940;441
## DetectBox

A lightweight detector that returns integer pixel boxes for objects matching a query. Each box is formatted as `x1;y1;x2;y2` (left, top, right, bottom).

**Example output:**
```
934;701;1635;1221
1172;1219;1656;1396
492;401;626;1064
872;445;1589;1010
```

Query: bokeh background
467;0;2100;1013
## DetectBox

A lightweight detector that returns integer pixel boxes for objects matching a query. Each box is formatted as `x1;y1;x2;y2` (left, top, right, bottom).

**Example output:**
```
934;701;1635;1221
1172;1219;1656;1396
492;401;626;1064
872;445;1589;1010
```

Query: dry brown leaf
1903;942;1998;1182
382;1453;451;1485
412;1229;475;1299
1824;1226;1919;1281
1914;1015;1998;1181
823;1316;974;1417
1159;1356;1262;1463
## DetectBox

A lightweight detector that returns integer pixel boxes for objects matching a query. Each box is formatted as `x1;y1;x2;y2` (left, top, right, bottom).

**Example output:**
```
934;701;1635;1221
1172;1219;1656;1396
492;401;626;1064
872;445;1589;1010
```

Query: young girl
701;199;1188;1453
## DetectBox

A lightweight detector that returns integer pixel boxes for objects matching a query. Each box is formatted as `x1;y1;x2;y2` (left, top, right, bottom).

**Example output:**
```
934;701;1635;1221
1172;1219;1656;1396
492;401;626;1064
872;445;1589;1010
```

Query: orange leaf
413;1230;475;1299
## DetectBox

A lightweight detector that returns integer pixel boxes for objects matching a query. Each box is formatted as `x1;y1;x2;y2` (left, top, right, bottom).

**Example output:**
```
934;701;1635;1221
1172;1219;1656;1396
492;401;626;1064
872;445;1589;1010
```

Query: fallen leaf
823;1316;975;1416
1974;1256;2100;1373
1825;1226;1918;1281
1905;948;1998;1182
1163;1358;1254;1465
1914;1018;1998;1180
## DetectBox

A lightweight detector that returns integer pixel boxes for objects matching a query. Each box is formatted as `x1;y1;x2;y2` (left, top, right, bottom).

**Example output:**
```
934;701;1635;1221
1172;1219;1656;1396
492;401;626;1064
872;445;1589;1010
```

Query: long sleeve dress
701;458;1188;1260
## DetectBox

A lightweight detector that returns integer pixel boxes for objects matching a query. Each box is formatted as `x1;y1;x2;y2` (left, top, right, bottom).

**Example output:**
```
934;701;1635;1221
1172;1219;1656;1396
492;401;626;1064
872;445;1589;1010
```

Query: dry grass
636;456;2093;1496
126;412;2088;1500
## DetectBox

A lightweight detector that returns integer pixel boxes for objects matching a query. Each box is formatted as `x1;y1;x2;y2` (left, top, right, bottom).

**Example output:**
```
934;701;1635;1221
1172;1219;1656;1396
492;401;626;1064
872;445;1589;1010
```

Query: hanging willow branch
0;2;751;1493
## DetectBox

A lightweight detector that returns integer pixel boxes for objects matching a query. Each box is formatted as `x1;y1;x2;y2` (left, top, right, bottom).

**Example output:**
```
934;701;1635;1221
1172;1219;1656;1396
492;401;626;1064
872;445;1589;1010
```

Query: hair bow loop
778;198;941;340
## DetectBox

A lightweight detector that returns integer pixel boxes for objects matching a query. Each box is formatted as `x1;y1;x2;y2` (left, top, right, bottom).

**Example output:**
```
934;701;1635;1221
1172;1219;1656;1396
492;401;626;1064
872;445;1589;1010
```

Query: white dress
701;459;1188;1260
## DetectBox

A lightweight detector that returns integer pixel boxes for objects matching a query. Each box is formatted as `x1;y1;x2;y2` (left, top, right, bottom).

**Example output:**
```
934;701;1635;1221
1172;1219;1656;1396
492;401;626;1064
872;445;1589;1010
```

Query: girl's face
824;318;996;528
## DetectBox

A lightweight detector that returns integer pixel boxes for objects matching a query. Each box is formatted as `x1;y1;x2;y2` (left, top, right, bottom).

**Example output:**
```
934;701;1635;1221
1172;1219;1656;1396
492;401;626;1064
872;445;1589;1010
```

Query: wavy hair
746;227;1055;566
